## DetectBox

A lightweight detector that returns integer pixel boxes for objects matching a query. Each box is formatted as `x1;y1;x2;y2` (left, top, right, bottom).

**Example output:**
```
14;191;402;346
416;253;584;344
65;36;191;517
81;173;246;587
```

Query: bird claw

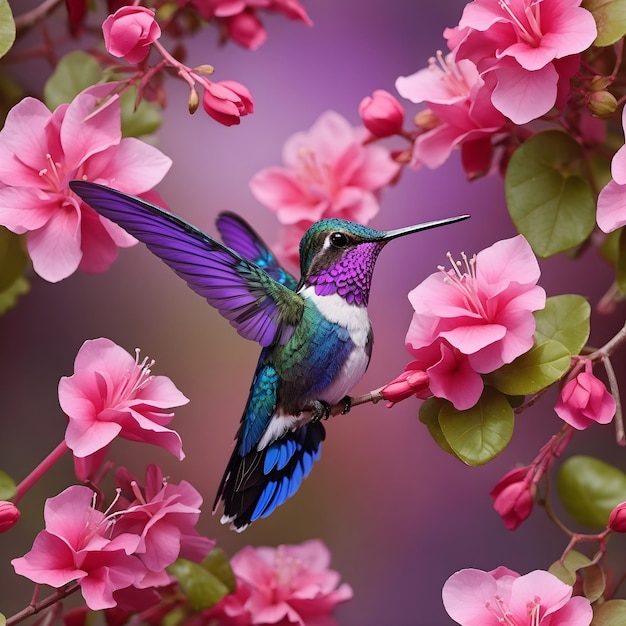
340;395;352;415
310;400;332;422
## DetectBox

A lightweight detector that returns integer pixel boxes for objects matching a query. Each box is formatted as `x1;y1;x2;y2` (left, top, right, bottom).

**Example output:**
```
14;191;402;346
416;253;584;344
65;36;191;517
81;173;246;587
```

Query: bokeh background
2;0;626;624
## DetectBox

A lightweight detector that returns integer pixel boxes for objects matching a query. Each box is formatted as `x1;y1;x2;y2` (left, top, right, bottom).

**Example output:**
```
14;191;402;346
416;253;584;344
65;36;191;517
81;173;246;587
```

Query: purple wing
216;212;299;291
70;181;302;347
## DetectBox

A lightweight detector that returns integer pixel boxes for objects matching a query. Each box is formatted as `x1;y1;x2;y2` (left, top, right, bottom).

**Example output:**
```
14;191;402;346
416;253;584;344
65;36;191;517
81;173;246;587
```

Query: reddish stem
13;441;69;505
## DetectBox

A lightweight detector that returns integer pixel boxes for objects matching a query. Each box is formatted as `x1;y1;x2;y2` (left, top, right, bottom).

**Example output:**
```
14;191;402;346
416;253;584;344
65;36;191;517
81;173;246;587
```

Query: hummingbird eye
329;232;349;248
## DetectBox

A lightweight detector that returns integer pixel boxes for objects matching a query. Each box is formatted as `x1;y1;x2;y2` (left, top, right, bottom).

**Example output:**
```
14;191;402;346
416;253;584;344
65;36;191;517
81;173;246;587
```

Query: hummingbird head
298;214;469;305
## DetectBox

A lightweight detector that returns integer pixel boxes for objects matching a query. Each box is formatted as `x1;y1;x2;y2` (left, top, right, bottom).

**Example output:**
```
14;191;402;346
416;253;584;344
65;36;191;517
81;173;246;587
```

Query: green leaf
592;600;626;626
168;558;232;611
44;51;102;110
0;275;28;314
583;564;606;603
485;339;571;395
202;548;236;595
534;295;591;355
557;455;626;527
438;387;514;466
0;470;16;500
548;550;592;585
0;0;15;60
505;130;596;257
0;611;5;626
120;87;163;137
419;398;456;456
583;0;626;46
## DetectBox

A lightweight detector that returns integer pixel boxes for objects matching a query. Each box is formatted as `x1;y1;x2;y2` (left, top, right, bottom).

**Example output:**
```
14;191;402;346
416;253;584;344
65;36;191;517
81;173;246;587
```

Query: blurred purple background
2;0;626;624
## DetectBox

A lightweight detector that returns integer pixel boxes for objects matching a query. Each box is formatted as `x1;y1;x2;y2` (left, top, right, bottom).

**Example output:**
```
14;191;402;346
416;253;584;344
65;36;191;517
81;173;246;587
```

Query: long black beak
381;214;470;242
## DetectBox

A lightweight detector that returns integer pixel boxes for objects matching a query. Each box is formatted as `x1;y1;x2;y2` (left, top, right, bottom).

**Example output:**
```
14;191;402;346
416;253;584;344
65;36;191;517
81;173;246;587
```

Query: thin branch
13;0;64;33
5;583;80;626
603;356;625;445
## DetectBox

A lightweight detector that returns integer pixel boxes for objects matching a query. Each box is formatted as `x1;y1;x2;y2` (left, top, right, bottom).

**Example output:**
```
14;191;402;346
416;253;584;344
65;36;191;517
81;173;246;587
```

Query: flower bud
555;360;616;429
608;501;626;533
590;76;612;91
193;64;215;75
587;90;617;118
381;364;430;406
490;468;536;530
102;6;161;64
188;87;200;114
0;501;20;532
202;80;254;126
358;90;404;138
414;109;440;131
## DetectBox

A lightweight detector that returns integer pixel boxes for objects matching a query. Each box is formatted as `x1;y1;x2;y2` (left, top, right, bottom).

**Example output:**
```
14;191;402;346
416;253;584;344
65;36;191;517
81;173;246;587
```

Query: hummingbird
69;180;468;530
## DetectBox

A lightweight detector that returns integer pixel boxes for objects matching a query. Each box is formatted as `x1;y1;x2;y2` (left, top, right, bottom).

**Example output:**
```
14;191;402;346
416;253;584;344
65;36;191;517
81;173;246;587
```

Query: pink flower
407;235;545;373
102;6;161;64
0;85;171;282
490;467;536;530
608;501;626;533
0;501;20;532
396;52;505;169
450;0;597;124
442;567;593;626
208;540;352;626
250;111;400;265
554;360;616;430
358;89;405;138
12;486;145;610
597;107;626;233
111;465;214;587
59;338;188;462
202;80;254;126
191;0;312;49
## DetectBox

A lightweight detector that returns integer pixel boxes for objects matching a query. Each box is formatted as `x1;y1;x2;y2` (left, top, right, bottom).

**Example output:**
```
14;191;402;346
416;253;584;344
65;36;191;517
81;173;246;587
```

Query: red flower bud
381;364;430;405
490;468;536;530
358;90;404;138
202;80;254;126
0;500;20;532
608;501;626;533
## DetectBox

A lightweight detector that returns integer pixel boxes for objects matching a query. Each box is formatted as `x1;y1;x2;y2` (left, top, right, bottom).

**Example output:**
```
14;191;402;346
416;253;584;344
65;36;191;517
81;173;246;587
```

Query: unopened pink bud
358;90;404;138
382;365;430;405
0;501;20;532
202;80;254;126
608;501;626;533
102;6;161;64
490;468;536;530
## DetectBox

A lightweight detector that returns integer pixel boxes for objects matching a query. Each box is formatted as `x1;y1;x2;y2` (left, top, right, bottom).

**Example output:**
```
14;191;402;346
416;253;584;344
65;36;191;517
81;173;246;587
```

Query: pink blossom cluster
205;539;353;625
59;338;189;481
394;0;597;174
250;111;400;265
102;6;255;127
443;566;592;625
0;85;171;282
12;468;213;611
384;235;546;410
189;0;312;50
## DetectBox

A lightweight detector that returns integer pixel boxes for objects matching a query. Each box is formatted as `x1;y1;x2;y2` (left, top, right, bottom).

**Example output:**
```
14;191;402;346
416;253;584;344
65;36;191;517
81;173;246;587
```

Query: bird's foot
340;395;352;415
309;400;332;422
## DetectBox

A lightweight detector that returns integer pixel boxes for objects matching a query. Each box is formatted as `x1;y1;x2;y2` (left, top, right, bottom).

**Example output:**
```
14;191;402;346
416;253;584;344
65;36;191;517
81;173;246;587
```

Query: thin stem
5;583;80;626
603;356;624;445
14;0;64;33
13;441;69;505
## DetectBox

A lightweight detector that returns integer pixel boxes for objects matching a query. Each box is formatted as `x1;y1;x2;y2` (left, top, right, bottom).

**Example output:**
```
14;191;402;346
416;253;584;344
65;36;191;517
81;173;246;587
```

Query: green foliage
119;87;163;138
0;228;29;314
0;0;15;60
486;340;571;395
557;455;626;527
0;470;16;500
549;550;592;585
583;564;607;603
583;0;626;46
436;387;514;466
0;276;28;315
505;130;596;257
44;51;102;110
0;611;5;626
418;398;455;456
534;295;591;354
167;549;236;611
592;600;626;625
